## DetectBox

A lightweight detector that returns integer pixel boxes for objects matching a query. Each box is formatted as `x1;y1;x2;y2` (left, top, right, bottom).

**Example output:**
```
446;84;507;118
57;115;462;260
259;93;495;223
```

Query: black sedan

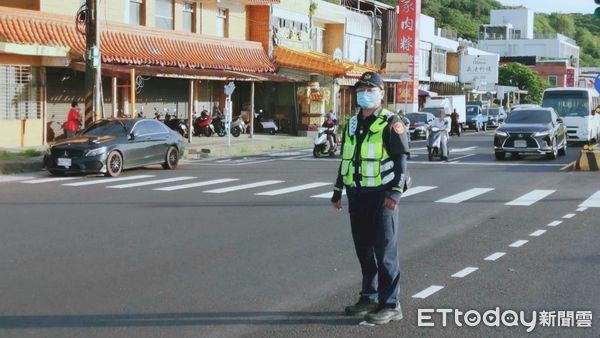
493;107;567;160
44;118;186;176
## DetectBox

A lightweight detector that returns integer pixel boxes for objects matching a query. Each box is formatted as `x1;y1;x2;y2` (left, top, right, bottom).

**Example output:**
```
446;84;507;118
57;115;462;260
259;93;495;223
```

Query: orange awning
0;6;275;73
273;46;377;77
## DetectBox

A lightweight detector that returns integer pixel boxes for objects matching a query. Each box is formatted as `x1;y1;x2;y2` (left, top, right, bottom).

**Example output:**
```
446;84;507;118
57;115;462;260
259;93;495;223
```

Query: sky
498;0;596;14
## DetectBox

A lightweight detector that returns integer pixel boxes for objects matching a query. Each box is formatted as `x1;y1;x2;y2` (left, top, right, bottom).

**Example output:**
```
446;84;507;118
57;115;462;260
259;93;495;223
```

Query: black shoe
365;305;403;325
344;301;379;316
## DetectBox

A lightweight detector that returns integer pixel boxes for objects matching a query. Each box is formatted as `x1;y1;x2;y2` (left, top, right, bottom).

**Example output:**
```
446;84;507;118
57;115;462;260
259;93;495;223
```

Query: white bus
541;87;600;143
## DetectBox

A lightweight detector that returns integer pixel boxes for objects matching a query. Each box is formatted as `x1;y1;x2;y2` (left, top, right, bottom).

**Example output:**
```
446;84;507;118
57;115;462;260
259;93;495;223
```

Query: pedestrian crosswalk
4;173;600;208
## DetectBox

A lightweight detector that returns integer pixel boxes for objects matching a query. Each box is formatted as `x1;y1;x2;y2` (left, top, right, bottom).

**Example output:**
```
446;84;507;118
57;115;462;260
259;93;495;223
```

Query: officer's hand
383;198;397;210
332;200;342;211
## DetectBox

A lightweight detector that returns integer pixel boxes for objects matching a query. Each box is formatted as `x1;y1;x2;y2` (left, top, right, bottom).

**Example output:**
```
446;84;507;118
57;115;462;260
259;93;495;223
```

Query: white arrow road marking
436;188;494;204
107;176;196;189
205;180;284;193
579;191;600;208
154;178;239;191
412;285;444;299
505;189;555;206
63;175;156;186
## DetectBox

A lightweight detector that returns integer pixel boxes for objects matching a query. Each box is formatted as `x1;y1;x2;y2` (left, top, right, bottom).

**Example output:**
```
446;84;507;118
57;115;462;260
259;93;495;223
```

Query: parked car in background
493;107;567;160
44;118;185;177
407;112;436;139
510;104;539;112
487;107;506;127
466;105;488;131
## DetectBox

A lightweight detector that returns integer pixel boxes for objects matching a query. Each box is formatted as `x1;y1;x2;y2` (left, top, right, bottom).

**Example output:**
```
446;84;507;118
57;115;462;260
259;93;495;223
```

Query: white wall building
478;8;580;62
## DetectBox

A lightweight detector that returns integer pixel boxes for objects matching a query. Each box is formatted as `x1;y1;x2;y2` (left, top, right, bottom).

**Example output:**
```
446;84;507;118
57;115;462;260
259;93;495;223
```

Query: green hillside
377;0;600;66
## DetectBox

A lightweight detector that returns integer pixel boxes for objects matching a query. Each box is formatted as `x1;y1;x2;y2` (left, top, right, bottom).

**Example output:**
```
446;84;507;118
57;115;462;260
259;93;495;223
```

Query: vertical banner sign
566;69;575;87
396;0;420;111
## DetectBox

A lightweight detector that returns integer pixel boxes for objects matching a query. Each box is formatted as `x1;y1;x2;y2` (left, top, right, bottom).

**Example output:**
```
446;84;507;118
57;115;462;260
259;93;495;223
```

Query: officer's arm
331;131;346;203
385;115;410;203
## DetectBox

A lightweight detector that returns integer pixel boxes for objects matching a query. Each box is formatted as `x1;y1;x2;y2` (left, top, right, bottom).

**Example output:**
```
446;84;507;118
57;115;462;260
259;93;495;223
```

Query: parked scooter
254;109;278;135
161;108;188;138
313;126;338;157
193;110;214;137
212;113;227;137
427;126;450;161
230;115;245;137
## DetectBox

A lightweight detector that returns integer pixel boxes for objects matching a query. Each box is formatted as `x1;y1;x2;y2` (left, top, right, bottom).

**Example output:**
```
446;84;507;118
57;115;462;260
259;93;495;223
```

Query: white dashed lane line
529;229;546;237
576;207;588;212
412;285;444;299
451;267;478;278
547;220;562;227
562;213;576;219
509;240;529;248
484;252;506;261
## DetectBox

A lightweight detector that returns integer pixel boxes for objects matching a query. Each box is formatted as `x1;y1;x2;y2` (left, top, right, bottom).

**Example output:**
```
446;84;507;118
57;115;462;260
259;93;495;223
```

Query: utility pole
84;0;102;127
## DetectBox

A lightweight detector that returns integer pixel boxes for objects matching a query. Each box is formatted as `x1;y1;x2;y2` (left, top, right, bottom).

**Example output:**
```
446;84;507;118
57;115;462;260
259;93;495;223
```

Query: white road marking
448;154;475;162
154;178;239;191
451;146;477;152
579;191;600;208
529;229;546;237
22;177;79;184
484;252;506;261
547;220;562;227
63;175;156;186
562;213;576;219
268;151;303;157
451;267;478;278
216;159;232;163
205;180;284;193
1;175;35;183
576;207;588;212
310;190;347;199
509;240;528;248
406;161;565;167
107;176;196;189
505;189;555;206
401;186;438;198
255;182;331;196
412;285;444;299
436;188;494;204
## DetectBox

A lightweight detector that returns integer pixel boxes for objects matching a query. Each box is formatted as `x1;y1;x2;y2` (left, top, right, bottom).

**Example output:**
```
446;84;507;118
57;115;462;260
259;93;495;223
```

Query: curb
183;138;314;160
0;156;44;175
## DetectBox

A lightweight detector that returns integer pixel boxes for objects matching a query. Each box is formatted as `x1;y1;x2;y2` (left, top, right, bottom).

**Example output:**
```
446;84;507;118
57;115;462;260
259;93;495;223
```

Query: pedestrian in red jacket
64;101;81;138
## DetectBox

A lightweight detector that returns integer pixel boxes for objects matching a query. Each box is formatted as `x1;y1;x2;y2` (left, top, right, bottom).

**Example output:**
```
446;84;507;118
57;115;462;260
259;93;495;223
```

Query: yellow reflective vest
340;110;395;187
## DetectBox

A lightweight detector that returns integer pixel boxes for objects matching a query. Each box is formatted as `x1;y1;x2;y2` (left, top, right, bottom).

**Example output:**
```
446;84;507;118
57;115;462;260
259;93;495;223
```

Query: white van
542;87;600;143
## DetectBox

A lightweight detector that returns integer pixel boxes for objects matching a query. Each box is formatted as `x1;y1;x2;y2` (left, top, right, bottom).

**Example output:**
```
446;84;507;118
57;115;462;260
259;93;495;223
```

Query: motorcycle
193;110;214;137
212;113;227;137
427;126;450;161
230;115;245;138
162;110;188;138
254;109;278;135
313;126;338;157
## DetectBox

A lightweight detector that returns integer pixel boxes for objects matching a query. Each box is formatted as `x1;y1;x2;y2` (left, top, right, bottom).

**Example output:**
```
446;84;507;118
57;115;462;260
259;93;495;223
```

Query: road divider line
579;191;600;208
205;180;284;193
153;178;239;191
529;229;546;237
107;176;196;189
22;177;79;184
63;175;156;186
255;182;330;196
547;220;562;227
562;213;576;219
484;252;506;261
401;186;437;198
576;207;588;212
509;240;528;248
451;267;478;278
505;189;555;206
412;285;444;299
435;188;494;204
311;190;347;199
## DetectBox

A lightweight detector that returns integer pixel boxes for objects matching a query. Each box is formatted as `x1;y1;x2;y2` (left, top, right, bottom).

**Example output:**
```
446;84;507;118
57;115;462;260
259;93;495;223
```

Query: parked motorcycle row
149;108;279;139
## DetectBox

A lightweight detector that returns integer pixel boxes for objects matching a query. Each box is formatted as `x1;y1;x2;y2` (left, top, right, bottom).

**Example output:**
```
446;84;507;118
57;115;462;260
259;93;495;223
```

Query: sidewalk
0;134;314;174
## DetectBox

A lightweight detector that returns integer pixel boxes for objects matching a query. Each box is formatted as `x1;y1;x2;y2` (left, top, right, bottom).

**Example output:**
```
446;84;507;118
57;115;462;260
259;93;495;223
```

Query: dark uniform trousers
347;187;400;307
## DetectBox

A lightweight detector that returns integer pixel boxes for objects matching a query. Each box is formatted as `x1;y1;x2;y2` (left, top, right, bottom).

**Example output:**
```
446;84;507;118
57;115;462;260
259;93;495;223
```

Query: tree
498;63;549;104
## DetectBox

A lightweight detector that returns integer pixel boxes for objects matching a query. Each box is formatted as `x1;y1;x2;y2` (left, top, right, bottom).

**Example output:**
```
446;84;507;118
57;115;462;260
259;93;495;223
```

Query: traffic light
595;0;600;19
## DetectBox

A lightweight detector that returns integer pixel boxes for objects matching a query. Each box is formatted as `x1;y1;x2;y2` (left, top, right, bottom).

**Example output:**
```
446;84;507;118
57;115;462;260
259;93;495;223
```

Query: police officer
331;71;410;325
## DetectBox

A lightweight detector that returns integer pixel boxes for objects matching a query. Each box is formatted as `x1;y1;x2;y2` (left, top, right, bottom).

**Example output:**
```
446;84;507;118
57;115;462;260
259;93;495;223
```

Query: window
0;66;41;120
548;75;557;87
182;1;195;33
155;0;173;29
216;8;228;38
128;0;144;25
432;48;446;74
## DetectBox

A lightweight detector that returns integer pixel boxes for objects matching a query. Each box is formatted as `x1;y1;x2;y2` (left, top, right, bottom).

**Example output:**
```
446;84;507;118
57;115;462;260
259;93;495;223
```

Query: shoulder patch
392;121;406;134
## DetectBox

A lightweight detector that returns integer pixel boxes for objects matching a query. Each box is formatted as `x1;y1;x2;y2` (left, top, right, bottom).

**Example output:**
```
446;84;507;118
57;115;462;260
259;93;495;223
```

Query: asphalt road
0;130;598;338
